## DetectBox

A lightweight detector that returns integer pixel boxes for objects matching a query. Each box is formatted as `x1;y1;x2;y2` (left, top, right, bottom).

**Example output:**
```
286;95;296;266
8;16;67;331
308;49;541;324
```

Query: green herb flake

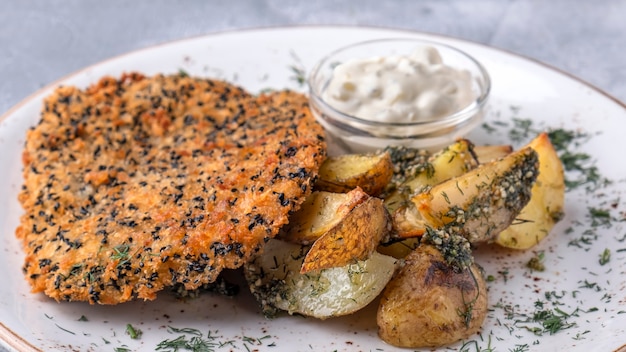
289;65;306;87
156;326;219;351
55;323;76;335
78;315;88;322
526;252;546;272
599;248;611;265
588;207;612;227
111;244;131;268
493;300;578;337
126;323;142;340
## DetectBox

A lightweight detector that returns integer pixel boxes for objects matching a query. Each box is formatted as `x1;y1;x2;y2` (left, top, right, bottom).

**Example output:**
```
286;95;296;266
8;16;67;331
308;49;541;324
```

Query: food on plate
244;131;562;349
495;133;565;249
377;242;487;348
244;238;397;319
473;144;513;163
13;62;566;349
15;72;326;304
383;139;479;239
321;46;475;124
414;146;539;243
280;188;390;273
315;152;393;196
299;188;389;273
279;189;369;246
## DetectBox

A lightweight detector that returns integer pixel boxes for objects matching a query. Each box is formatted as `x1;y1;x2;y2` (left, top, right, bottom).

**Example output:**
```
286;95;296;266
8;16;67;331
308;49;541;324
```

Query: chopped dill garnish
508;118;535;143
498;268;510;283
157;326;219;351
510;344;530;352
156;334;217;352
492;300;579;336
126;323;142;339
77;315;88;322
547;128;587;152
480;113;610;191
111;244;131;268
588;207;612;227
167;326;203;336
155;327;277;351
289;65;306;87
599;248;611;265
526;252;546;272
578;279;601;292
459;335;494;352
178;69;189;77
55;323;76;335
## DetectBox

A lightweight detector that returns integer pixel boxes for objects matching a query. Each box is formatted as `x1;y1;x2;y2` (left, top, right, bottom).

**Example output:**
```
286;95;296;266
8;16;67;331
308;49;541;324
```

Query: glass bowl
308;38;491;153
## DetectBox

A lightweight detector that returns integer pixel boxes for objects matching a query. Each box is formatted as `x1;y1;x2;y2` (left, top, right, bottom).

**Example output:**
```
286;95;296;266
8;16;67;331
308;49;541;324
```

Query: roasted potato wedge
384;140;479;240
245;239;397;319
316;152;393;196
377;244;487;348
413;146;539;243
496;133;565;249
473;144;513;164
280;188;370;245
301;193;390;273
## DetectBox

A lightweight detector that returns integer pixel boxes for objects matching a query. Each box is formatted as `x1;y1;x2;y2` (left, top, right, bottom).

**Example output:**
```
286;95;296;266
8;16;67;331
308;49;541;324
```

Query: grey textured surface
1;0;626;118
1;1;625;351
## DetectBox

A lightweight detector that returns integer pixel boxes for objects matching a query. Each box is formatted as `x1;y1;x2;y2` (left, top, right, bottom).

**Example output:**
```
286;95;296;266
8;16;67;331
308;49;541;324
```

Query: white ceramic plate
1;26;625;352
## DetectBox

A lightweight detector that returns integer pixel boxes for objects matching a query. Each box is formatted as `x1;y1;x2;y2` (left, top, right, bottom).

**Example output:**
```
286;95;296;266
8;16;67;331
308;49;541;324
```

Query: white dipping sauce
322;46;475;123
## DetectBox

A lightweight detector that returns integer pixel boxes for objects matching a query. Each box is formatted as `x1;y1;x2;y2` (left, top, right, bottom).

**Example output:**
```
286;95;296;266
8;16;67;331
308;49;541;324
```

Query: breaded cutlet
16;72;326;304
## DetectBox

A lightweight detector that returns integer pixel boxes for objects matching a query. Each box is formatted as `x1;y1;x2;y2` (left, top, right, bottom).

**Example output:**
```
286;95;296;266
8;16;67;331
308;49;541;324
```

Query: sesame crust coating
16;73;326;304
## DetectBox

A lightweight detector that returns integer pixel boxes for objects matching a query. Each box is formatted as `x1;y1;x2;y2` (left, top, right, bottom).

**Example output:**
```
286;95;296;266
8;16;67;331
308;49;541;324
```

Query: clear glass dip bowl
308;38;491;153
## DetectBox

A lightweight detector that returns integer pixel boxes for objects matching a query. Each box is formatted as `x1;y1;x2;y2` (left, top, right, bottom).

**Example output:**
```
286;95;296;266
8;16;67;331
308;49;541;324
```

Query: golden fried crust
16;73;326;304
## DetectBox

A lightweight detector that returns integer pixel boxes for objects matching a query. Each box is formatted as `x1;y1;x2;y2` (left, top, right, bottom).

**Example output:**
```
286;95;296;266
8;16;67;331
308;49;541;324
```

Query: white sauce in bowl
321;46;475;123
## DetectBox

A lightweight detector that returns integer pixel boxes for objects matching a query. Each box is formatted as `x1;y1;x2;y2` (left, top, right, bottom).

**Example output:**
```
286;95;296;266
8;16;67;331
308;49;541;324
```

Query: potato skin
377;244;487;348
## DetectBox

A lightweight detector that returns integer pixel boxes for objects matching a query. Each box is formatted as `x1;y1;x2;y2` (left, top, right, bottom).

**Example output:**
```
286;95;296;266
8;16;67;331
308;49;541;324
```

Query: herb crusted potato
495;133;565;249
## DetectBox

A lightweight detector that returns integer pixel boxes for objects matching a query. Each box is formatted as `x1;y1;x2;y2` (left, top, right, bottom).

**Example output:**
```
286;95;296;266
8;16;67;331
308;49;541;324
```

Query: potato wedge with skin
301;193;390;273
377;244;487;348
414;147;538;243
245;239;397;319
496;133;565;249
280;188;370;245
316;152;393;196
473;144;513;164
384;140;479;240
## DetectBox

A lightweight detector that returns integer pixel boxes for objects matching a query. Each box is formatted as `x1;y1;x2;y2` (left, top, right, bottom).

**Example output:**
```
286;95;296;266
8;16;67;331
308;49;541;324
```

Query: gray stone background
1;0;626;116
1;0;625;351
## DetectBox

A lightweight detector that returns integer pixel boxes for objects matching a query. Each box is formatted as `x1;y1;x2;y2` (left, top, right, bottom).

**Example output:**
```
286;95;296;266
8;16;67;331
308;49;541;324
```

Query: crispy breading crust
16;73;326;304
